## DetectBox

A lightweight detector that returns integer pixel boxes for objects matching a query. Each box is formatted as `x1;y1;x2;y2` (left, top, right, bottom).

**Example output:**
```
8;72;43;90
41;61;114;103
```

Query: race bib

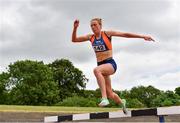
93;45;106;52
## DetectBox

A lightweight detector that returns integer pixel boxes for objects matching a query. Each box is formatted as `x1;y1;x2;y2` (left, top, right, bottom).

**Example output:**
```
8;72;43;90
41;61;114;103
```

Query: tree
118;89;131;99
164;90;180;105
151;92;166;107
130;85;161;107
6;60;59;105
49;59;88;101
151;90;180;107
175;87;180;96
0;72;10;104
127;98;145;108
162;99;173;106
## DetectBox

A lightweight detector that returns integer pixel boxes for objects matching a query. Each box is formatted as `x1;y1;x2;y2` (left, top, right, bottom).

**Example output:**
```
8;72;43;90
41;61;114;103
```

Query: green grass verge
0;105;120;113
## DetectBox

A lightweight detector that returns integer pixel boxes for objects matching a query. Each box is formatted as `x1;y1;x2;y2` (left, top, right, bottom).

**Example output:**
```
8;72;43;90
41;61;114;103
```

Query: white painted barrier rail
44;106;180;122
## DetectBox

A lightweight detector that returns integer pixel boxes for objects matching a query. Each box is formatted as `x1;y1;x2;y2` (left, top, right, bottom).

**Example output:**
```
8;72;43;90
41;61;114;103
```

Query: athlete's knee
93;67;101;76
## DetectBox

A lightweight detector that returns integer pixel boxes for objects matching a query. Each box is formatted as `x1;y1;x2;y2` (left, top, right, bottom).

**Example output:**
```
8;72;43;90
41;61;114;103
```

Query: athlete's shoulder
103;30;114;36
102;30;113;37
88;34;94;41
105;30;125;37
102;30;112;40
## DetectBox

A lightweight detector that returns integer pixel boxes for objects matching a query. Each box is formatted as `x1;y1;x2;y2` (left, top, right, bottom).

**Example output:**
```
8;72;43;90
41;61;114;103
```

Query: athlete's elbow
72;38;81;43
72;38;77;42
72;40;79;43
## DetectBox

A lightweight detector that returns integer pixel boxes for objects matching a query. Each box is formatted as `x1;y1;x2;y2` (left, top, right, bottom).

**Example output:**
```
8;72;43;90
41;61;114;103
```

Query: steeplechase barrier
44;106;180;122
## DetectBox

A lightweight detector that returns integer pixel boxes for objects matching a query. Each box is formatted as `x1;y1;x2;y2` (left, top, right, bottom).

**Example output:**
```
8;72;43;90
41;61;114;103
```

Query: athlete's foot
98;98;110;107
121;99;128;114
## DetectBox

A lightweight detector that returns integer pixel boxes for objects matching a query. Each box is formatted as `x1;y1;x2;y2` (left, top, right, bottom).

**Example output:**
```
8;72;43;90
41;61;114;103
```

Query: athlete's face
90;20;101;34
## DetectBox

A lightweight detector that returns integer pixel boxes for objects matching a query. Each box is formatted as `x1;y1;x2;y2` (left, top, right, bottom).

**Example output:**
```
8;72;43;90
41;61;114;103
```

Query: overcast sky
0;0;180;91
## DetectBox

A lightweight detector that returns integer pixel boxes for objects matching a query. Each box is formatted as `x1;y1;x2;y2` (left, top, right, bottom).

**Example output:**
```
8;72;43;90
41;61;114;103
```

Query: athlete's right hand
74;19;79;29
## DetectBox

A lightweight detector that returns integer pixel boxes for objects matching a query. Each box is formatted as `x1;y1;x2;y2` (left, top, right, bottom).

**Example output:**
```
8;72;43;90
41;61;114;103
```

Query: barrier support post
159;115;165;123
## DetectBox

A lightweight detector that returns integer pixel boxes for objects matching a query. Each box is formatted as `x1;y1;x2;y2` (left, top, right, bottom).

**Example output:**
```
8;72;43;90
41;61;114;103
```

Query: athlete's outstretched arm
106;30;155;42
72;20;90;42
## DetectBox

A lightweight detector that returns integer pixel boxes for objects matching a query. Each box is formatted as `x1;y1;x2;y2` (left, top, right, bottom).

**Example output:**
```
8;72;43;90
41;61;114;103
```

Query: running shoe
98;98;110;107
121;99;128;114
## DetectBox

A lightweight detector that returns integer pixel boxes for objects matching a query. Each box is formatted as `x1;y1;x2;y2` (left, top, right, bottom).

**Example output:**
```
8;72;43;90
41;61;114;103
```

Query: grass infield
0;105;120;113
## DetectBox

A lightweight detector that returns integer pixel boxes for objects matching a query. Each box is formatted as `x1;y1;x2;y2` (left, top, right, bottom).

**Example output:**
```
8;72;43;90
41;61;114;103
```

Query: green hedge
56;96;98;107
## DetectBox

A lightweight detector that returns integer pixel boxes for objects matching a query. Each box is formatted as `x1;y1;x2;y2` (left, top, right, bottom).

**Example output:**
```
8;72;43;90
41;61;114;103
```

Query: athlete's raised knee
93;67;101;76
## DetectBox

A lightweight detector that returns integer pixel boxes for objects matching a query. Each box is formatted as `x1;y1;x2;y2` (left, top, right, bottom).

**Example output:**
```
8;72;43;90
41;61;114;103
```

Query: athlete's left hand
143;36;155;42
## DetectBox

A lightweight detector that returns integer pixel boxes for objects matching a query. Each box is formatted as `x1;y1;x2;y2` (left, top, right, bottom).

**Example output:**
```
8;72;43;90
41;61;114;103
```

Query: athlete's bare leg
104;74;127;114
93;63;115;98
104;75;122;104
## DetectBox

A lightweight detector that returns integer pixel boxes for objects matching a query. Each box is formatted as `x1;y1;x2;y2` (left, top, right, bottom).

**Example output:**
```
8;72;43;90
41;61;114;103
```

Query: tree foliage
0;59;179;108
48;59;88;100
130;85;161;107
0;59;88;105
175;87;180;96
7;60;59;105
